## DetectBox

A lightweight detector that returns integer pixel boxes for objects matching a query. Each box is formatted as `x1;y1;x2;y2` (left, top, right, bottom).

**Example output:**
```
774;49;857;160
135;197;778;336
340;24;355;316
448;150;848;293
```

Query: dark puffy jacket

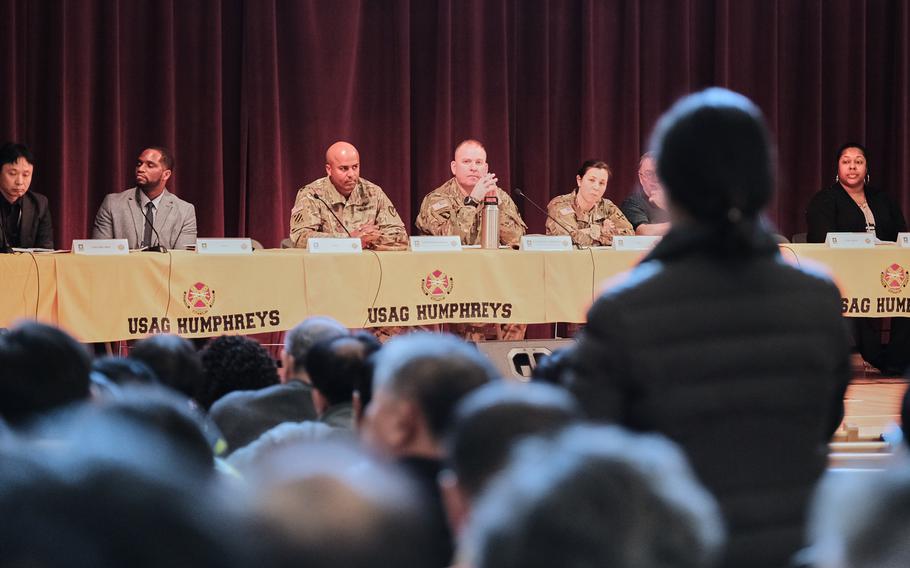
570;225;851;568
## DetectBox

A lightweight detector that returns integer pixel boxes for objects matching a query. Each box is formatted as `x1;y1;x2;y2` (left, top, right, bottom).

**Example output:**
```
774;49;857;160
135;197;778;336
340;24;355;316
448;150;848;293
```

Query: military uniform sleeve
92;194;115;239
372;190;408;251
605;200;634;238
546;198;597;247
289;188;340;248
415;192;481;243
497;192;527;247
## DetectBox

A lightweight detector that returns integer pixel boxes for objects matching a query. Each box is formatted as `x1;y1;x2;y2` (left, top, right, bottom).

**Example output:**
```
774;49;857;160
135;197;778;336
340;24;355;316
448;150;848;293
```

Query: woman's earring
835;174;840;183
865;174;870;185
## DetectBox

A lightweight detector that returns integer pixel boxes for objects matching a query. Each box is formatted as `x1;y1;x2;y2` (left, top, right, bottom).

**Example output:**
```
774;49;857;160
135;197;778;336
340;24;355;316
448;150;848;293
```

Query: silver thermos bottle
480;194;500;249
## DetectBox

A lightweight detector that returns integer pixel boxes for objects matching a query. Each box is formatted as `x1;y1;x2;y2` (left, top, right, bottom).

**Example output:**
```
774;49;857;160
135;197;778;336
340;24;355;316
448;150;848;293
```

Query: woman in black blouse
806;143;909;374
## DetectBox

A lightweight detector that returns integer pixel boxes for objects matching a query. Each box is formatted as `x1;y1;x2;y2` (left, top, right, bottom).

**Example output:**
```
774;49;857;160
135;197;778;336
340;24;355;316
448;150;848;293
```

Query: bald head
325;141;361;196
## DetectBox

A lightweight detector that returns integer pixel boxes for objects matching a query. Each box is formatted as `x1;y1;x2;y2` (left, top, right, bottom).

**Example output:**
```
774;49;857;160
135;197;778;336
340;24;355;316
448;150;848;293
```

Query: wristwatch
463;196;479;207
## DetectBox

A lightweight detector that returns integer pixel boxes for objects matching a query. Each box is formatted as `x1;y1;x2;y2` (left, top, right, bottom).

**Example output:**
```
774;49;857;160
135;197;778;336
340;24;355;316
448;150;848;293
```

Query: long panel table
1;244;908;342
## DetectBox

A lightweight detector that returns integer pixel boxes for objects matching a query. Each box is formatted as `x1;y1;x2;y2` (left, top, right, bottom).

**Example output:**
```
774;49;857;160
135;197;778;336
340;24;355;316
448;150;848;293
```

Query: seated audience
463;425;724;568
198;335;279;411
806;466;910;568
545;159;634;246
209;317;348;452
569;88;852;568
0;321;91;427
130;333;204;400
806;143;909;375
91;356;159;388
442;381;581;537
304;333;381;430
364;332;497;567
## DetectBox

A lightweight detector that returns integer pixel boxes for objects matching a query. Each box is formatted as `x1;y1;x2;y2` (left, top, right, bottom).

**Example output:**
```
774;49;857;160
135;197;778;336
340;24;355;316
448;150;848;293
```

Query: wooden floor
829;354;907;469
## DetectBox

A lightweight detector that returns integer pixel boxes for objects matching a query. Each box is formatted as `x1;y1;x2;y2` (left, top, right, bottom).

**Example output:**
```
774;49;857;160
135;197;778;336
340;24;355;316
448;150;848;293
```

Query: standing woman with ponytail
807;144;909;374
568;88;852;568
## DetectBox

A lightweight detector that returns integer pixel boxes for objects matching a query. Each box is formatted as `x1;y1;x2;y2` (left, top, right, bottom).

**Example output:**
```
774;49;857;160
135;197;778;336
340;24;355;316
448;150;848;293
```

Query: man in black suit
0;142;53;250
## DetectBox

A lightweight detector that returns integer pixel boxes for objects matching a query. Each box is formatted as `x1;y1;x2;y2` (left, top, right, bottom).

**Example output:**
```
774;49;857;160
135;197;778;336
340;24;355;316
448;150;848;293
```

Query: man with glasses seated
620;152;671;236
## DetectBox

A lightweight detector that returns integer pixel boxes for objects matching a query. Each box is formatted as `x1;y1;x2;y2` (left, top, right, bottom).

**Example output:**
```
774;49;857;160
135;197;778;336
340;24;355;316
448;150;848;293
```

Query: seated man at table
92;147;197;250
0;142;54;250
290;141;408;251
415;139;527;340
620;152;671;236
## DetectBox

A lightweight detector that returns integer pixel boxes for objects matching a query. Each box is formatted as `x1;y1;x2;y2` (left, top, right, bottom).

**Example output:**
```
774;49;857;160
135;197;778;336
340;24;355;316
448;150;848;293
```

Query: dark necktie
143;202;154;248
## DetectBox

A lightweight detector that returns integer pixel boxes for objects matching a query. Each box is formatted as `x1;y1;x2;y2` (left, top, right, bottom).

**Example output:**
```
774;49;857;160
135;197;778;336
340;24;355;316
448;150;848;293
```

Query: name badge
196;238;254;255
825;232;874;249
410;236;463;252
72;239;130;255
307;237;363;254
898;233;910;248
519;235;573;251
612;236;661;250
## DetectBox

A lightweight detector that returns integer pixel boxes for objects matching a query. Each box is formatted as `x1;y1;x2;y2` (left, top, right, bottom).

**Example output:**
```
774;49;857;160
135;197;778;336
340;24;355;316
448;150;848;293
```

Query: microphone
513;188;579;245
309;193;352;237
138;201;168;253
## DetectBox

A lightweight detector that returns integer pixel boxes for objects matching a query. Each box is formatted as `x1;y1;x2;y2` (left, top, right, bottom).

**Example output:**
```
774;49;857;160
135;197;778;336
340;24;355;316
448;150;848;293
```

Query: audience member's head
0;321;91;427
650;87;774;254
226;421;338;476
442;381;581;534
198;335;279;410
807;467;910;568
0;453;260;568
244;439;441;568
129;334;203;399
902;368;910;448
364;333;496;460
305;333;381;418
464;424;724;568
282;316;349;383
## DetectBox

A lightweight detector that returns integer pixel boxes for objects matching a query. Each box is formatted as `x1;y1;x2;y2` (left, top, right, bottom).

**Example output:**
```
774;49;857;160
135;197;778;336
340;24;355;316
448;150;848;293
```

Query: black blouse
806;183;907;243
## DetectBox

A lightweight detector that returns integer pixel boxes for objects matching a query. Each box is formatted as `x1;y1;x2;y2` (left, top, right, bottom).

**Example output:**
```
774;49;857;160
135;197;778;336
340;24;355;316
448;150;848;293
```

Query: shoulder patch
559;207;573;216
432;200;448;211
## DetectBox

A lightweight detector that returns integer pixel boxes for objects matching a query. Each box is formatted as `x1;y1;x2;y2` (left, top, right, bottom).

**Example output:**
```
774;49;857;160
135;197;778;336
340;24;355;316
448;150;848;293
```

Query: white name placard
519;235;573;251
72;239;130;255
898;233;910;248
410;236;463;252
825;232;875;249
196;238;253;255
307;237;362;254
612;235;661;250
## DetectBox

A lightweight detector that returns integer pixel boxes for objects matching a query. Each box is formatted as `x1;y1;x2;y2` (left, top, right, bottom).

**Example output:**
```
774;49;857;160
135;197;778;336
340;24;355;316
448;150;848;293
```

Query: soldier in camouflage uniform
545;159;634;247
415;139;528;341
290;141;407;251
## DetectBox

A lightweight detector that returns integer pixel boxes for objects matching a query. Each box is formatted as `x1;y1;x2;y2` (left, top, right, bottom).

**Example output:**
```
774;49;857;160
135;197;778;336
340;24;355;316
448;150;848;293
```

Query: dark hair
129;334;203;399
0;322;91;426
448;381;581;498
0;142;34;167
0;457;262;568
836;142;867;164
650;87;775;253
466;425;724;568
197;335;279;410
284;316;348;375
144;146;174;171
92;356;160;387
305;334;381;407
576;159;611;179
530;347;573;386
373;333;497;439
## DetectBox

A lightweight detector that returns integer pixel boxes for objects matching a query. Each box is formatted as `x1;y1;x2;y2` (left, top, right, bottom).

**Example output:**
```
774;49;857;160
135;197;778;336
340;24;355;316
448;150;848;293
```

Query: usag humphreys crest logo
421;269;454;302
881;263;910;294
184;282;216;315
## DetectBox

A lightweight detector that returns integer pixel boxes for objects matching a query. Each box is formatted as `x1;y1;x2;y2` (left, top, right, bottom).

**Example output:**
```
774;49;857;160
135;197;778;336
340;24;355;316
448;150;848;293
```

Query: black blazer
2;191;54;249
806;183;907;243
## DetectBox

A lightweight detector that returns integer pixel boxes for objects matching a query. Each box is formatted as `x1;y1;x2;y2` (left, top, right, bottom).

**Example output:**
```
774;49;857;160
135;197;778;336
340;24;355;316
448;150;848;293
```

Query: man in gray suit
92;147;197;250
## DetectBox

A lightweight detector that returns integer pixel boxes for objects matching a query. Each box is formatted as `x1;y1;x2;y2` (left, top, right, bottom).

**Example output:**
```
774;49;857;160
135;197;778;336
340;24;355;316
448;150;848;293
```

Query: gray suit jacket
92;187;197;250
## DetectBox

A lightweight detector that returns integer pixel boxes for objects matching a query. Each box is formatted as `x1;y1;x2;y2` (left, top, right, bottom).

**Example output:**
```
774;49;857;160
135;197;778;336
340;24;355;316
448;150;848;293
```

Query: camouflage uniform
415;177;527;247
416;177;528;341
290;176;408;251
545;191;634;246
